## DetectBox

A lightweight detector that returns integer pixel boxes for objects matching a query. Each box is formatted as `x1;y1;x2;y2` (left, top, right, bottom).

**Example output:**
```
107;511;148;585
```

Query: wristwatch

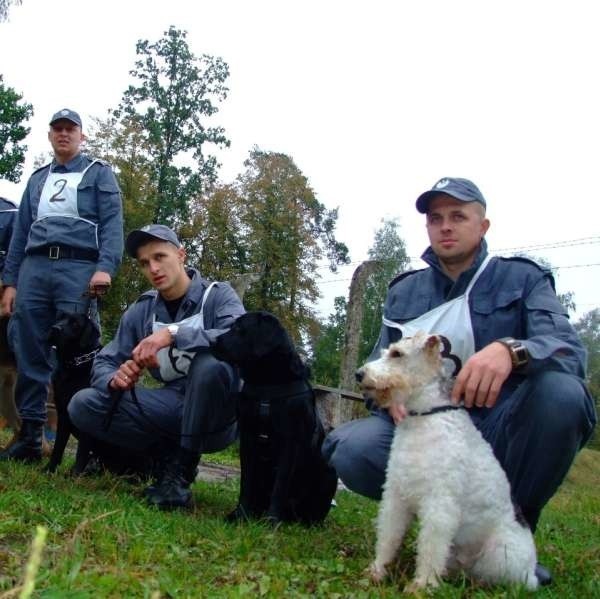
497;337;529;369
167;324;179;341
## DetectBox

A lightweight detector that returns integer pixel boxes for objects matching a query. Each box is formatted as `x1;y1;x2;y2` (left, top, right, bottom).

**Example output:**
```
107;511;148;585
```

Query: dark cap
416;177;486;214
125;224;182;258
49;108;82;128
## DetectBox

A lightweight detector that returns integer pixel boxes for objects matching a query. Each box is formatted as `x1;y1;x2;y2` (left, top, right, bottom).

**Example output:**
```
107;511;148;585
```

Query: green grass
0;440;598;598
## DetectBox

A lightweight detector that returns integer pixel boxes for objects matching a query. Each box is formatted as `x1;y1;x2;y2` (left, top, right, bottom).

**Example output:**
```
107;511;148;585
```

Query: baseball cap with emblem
49;108;82;128
125;224;182;258
416;177;487;214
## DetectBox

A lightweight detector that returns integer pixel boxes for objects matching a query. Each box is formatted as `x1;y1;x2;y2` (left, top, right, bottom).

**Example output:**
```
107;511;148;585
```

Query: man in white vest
68;225;245;510
323;177;596;585
0;109;123;463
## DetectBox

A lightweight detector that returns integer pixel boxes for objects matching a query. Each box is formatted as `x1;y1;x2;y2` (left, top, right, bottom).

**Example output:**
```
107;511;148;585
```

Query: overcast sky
1;0;598;321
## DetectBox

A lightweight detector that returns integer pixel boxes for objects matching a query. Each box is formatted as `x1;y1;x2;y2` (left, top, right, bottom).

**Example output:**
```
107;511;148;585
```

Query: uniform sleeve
95;164;124;276
91;303;143;391
521;275;587;378
2;182;35;287
175;283;246;352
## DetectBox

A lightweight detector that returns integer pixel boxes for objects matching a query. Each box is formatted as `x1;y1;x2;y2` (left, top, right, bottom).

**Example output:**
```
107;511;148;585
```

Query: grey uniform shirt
3;153;123;287
91;269;246;394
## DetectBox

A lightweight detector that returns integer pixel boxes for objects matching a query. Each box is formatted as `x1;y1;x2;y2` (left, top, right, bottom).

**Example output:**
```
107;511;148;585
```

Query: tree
574;308;600;450
84;115;157;338
0;0;21;22
359;218;411;364
310;219;410;388
0;75;33;182
184;183;247;281
310;296;347;386
114;26;230;228
238;149;349;343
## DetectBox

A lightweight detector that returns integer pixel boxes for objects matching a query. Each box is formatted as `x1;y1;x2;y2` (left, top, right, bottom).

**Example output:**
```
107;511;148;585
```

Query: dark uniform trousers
68;352;239;456
10;254;97;423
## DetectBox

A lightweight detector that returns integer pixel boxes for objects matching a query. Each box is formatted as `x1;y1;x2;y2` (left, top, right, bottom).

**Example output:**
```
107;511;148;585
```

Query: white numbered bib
38;161;98;220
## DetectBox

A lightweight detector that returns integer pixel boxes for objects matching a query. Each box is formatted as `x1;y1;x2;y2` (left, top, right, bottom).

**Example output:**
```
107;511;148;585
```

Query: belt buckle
48;246;60;260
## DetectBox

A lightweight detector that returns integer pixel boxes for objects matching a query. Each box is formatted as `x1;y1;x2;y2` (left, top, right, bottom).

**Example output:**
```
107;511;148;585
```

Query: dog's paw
225;505;250;523
41;460;58;474
404;575;439;594
369;561;387;583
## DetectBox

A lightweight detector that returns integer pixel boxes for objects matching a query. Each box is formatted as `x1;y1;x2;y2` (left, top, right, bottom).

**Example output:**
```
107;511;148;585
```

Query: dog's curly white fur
357;332;538;591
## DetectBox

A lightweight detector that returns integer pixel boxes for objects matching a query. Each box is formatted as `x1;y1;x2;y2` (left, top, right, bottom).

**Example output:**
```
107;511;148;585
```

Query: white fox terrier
356;332;538;591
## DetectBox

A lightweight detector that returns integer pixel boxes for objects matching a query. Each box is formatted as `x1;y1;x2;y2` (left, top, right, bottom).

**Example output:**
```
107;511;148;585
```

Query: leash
103;388;124;431
408;405;465;417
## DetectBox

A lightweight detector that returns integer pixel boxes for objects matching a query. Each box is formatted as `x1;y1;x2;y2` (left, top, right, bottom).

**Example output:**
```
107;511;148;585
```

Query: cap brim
415;189;478;213
49;117;81;127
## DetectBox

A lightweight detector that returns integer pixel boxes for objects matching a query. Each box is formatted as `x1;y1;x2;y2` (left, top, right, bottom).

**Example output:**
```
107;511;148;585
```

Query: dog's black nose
355;369;364;383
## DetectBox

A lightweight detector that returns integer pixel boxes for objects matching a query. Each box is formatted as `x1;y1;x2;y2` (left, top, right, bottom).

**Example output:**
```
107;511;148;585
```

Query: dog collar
408;405;465;417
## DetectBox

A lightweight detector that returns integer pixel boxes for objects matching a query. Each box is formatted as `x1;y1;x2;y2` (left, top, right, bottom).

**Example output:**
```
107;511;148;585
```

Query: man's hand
131;328;173;369
109;359;142;391
451;342;513;409
0;286;16;317
88;271;112;298
388;402;408;425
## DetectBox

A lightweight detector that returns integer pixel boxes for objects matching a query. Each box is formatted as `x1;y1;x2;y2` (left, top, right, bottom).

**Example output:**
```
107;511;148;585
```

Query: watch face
514;346;528;365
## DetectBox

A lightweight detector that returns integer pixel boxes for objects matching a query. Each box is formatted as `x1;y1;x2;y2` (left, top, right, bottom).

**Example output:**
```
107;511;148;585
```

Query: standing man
0;196;18;286
323;177;596;585
68;225;245;510
0;108;123;463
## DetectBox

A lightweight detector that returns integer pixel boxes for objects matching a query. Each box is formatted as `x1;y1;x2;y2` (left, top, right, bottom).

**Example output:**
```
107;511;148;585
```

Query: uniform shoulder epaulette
86;156;112;168
30;162;52;176
497;255;551;274
388;268;426;289
0;197;17;208
135;289;158;304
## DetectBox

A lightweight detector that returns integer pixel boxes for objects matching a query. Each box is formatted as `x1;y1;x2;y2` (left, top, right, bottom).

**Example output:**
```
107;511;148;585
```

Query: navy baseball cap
126;224;182;257
416;177;487;214
49;108;82;128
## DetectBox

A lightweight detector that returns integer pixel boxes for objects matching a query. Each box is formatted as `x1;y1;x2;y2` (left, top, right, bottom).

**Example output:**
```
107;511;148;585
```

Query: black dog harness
243;379;317;445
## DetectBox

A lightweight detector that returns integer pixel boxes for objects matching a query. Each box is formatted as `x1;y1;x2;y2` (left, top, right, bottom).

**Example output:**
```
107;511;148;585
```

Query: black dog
45;311;101;474
211;311;337;525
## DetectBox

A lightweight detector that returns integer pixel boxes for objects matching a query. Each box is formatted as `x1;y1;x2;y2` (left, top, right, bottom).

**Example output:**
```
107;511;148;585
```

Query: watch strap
497;337;529;369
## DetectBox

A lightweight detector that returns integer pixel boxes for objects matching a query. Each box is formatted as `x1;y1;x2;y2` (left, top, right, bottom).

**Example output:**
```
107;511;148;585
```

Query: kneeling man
69;224;245;509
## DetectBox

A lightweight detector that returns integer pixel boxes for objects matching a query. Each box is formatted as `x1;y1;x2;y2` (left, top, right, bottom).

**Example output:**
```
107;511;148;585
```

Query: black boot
146;447;199;510
0;419;43;463
143;439;179;499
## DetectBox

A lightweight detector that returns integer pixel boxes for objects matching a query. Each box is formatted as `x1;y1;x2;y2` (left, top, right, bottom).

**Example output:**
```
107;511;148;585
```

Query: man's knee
68;388;107;434
188;353;238;392
515;371;596;445
322;414;393;500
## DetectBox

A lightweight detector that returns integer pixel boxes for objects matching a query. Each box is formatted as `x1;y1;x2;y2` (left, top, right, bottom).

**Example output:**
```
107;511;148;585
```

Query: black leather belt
27;245;99;261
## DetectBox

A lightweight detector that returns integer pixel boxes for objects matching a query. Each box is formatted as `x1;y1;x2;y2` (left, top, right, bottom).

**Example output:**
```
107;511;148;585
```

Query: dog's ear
79;316;101;349
249;312;291;359
423;334;441;355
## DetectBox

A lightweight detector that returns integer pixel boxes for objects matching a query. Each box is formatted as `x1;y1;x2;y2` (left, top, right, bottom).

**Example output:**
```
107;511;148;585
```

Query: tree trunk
334;260;380;426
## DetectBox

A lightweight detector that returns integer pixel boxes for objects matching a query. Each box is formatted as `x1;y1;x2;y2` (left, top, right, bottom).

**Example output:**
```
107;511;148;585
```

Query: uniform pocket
471;288;523;338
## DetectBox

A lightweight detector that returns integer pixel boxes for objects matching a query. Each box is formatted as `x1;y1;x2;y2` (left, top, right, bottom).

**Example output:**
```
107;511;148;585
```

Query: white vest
153;282;217;381
383;255;492;375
